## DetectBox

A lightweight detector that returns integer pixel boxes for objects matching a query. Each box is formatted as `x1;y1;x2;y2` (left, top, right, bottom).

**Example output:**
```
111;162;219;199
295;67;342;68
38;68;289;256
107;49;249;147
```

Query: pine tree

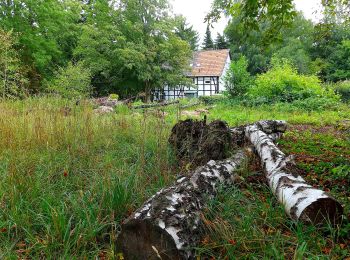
202;25;214;50
215;33;228;49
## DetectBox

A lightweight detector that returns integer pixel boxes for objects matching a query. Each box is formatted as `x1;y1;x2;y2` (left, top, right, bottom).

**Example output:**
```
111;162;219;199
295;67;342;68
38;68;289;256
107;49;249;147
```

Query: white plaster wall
219;55;231;92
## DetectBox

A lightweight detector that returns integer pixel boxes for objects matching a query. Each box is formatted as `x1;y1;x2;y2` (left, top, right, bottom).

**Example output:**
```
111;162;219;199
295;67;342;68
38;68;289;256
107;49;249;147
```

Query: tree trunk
245;124;343;225
144;81;152;103
230;120;287;146
117;150;246;259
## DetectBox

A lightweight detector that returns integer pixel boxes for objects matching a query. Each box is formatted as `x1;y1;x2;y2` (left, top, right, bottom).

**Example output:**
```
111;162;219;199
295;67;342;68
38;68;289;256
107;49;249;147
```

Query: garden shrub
199;94;227;105
248;59;339;104
47;62;92;99
291;97;340;111
224;55;253;97
109;93;119;100
335;81;350;102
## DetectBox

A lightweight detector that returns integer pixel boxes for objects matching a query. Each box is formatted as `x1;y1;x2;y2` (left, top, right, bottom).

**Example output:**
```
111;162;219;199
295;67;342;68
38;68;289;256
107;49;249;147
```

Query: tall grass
0;97;349;258
0;98;177;258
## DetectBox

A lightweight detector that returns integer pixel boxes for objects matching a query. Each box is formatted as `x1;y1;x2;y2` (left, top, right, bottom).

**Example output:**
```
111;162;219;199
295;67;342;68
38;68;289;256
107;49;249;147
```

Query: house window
205;80;211;84
185;92;197;98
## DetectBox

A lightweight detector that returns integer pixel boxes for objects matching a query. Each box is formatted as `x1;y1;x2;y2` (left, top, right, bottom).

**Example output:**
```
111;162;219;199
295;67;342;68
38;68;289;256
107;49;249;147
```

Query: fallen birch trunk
245;124;343;225
133;100;179;109
117;150;246;259
230;120;287;145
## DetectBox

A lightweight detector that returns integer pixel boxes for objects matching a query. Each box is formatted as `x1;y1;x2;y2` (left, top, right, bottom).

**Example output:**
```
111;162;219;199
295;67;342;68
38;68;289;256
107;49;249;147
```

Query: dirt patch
169;119;234;168
289;124;348;138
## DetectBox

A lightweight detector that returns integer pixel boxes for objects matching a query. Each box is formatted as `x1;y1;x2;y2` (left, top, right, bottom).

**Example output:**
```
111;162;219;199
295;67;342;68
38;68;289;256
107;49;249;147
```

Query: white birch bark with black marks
117;150;246;259
245;124;343;224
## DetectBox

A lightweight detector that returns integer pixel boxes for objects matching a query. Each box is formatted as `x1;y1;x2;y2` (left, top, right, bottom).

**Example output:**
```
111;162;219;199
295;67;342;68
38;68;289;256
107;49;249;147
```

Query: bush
291;97;340;111
249;59;338;104
224;55;253;97
335;81;350;102
47;62;92;99
199;94;227;105
0;29;29;99
109;93;119;100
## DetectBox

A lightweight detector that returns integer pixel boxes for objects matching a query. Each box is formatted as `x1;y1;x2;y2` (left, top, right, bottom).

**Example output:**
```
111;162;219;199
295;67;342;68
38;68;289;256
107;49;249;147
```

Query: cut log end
299;197;343;226
117;219;181;260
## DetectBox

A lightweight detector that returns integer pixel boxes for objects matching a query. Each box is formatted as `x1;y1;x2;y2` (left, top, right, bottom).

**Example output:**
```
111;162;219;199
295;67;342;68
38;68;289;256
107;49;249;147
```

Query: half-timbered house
153;49;231;100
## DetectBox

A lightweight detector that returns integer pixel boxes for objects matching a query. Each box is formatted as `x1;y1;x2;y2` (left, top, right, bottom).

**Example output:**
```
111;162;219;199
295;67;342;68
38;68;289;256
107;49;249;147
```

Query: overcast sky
171;0;322;44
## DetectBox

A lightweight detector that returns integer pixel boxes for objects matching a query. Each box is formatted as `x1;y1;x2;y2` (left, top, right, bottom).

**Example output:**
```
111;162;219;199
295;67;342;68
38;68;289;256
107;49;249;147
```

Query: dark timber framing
153;76;220;100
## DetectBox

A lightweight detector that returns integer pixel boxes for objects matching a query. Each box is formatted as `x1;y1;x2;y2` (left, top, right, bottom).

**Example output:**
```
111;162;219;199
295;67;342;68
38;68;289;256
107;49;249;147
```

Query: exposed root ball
169;119;234;167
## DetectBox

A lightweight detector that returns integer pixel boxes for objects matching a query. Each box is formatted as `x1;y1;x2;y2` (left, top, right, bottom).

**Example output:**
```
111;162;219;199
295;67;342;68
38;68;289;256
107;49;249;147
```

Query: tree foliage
0;0;193;99
202;25;214;50
174;16;199;51
0;29;28;99
0;0;81;89
46;62;92;99
224;55;253;97
207;0;297;43
215;33;228;49
249;59;339;104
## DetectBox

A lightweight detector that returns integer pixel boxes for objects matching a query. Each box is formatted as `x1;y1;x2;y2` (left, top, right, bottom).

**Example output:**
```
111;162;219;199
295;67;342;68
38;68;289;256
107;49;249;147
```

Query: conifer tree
202;25;214;50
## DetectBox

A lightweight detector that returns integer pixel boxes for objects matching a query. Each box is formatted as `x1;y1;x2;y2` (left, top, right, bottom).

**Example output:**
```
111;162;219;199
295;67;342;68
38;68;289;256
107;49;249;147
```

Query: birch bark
245;124;343;224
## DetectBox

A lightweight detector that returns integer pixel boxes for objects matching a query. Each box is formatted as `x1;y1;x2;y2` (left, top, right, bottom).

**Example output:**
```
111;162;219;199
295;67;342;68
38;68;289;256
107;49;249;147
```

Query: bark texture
245;124;343;225
230;120;287;146
117;150;246;259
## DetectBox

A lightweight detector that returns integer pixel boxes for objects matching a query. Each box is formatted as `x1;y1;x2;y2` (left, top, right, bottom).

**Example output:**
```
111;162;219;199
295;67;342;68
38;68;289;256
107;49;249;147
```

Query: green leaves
208;0;297;44
46;62;92;99
0;29;29;99
224;55;253;97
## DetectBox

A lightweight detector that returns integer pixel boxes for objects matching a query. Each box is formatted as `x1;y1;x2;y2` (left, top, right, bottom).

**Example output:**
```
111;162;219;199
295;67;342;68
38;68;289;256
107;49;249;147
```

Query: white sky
171;0;322;44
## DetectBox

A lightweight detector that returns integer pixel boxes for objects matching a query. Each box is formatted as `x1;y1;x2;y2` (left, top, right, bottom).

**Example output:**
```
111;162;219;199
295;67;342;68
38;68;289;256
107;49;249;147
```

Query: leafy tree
225;12;315;75
202;25;214;50
224;55;253;97
322;39;350;81
174;16;199;51
75;0;192;100
208;0;349;43
207;0;297;43
311;7;350;82
214;33;228;49
0;29;28;98
46;62;92;99
0;0;82;90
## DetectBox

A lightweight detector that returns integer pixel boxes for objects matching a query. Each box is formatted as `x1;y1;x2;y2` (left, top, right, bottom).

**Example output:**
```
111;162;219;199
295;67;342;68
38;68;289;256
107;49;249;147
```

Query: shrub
335;81;350;102
47;62;92;99
199;94;227;105
109;93;119;100
291;97;340;111
224;55;253;97
0;29;28;99
249;59;338;104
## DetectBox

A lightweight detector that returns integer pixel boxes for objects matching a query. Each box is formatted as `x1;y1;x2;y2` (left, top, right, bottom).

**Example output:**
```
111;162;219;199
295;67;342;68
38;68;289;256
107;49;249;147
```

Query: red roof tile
190;49;230;77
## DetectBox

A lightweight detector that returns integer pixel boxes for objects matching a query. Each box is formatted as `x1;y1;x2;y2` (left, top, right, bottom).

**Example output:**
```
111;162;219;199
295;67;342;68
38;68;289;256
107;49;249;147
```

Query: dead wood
245;124;343;225
168;119;233;168
116;150;246;259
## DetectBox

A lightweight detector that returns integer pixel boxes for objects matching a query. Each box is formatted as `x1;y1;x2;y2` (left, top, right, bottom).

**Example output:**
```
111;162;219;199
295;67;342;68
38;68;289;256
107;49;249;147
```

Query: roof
190;49;230;77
